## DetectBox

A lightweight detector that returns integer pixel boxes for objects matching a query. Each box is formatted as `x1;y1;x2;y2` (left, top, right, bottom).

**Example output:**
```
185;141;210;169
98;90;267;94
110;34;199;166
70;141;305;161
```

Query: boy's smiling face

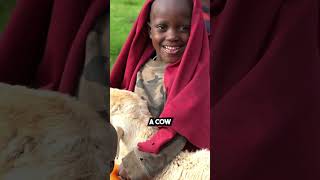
149;0;192;64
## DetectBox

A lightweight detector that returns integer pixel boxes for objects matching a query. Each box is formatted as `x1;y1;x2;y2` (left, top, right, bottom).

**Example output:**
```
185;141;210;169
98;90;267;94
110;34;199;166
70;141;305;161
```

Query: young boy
110;0;210;179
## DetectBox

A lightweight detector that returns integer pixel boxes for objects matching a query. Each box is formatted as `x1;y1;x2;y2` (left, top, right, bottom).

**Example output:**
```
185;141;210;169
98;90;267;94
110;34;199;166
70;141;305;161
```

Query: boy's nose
166;29;179;41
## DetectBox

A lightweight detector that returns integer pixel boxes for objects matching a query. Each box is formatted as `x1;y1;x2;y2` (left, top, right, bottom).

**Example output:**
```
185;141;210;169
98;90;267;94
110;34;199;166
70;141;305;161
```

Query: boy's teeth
162;46;181;54
165;46;179;50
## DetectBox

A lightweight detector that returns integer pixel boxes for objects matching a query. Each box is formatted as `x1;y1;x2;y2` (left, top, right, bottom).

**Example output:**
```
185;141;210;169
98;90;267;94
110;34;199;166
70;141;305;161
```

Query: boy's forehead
150;0;193;17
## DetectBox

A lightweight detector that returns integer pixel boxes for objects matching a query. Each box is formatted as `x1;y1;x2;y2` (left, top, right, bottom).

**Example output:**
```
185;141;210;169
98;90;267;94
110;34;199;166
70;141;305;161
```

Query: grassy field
110;0;145;68
0;0;16;32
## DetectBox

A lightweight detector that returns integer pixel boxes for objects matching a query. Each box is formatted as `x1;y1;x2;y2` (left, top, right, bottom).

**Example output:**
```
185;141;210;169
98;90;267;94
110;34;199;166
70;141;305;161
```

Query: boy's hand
137;128;176;154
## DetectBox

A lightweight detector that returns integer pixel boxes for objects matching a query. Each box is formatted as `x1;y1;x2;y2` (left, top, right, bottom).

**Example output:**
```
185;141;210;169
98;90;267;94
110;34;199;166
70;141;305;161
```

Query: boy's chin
161;56;182;64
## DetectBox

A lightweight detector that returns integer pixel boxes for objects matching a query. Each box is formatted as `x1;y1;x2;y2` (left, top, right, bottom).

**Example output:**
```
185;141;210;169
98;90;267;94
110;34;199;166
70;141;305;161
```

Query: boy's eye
155;24;166;31
179;25;190;32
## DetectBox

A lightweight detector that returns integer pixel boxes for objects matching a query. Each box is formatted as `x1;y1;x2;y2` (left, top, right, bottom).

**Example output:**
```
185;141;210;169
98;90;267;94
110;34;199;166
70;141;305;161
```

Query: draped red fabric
0;0;107;95
212;0;320;179
111;0;210;149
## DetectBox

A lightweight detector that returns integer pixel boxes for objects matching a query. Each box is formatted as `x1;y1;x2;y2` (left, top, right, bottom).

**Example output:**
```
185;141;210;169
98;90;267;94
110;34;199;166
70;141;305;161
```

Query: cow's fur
0;83;117;180
110;88;210;180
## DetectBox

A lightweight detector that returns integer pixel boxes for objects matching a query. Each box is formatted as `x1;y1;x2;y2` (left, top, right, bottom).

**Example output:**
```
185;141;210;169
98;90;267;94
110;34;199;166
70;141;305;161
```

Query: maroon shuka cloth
111;0;210;149
0;0;107;95
212;0;320;179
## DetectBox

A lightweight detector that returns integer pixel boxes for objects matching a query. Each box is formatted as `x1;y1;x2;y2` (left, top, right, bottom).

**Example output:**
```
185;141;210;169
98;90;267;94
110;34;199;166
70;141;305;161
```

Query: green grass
0;0;16;32
110;0;145;68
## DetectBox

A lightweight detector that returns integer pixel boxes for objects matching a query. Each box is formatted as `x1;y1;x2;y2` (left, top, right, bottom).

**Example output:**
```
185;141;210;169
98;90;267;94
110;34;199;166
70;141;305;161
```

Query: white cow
110;88;210;180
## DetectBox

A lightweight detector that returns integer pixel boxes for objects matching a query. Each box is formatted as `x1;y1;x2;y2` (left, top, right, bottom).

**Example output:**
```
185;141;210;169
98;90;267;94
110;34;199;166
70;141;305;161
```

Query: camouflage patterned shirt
123;59;187;180
134;58;167;117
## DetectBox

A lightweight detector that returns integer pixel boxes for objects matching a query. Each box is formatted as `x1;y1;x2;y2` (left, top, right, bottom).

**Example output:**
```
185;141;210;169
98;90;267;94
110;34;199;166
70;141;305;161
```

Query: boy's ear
147;22;152;39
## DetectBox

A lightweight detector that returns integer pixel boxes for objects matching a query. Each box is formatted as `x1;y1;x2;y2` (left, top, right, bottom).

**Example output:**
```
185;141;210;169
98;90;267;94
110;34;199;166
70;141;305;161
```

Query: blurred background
0;0;144;68
0;0;142;68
